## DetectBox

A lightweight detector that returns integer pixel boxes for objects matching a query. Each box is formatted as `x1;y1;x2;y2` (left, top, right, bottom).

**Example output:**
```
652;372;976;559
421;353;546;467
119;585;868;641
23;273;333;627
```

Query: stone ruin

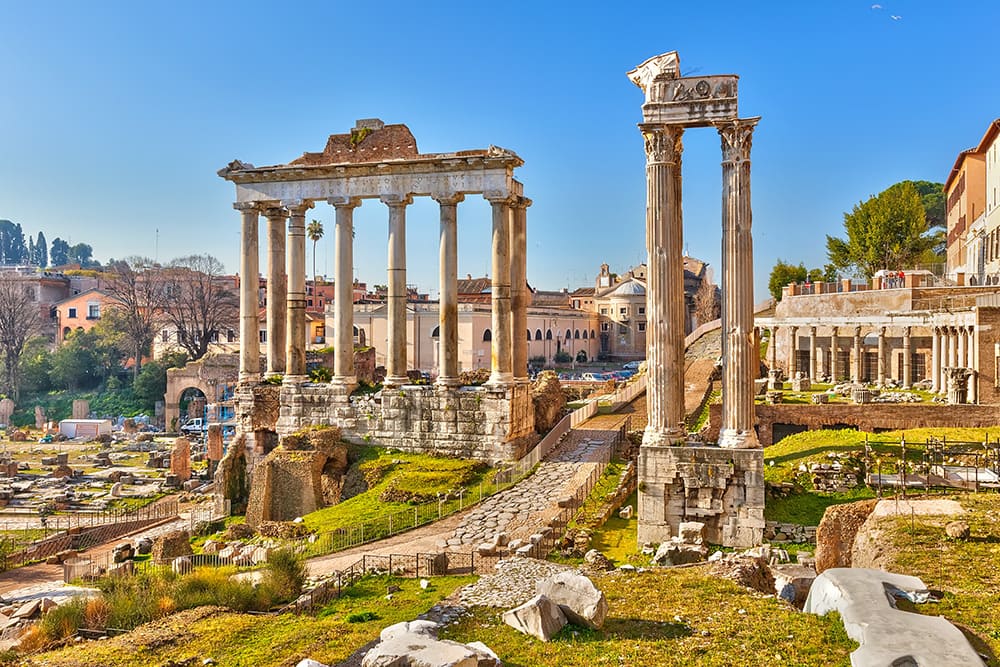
34;405;45;429
71;399;89;419
0;398;14;426
170;437;192;483
531;371;567;433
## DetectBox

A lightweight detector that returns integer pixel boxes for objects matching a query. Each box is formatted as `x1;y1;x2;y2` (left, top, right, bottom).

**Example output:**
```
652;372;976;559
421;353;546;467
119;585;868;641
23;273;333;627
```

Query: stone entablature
273;383;537;462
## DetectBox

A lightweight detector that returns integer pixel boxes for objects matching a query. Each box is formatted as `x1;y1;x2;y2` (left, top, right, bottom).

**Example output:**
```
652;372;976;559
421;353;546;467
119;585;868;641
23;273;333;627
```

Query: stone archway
164;354;238;431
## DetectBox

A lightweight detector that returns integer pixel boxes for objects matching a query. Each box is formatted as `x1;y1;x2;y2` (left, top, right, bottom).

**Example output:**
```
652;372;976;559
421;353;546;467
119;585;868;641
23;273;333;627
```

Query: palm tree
306;219;324;282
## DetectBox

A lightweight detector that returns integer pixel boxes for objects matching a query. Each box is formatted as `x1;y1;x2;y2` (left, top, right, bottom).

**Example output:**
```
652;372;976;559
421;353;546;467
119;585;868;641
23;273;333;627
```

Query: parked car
623;360;644;371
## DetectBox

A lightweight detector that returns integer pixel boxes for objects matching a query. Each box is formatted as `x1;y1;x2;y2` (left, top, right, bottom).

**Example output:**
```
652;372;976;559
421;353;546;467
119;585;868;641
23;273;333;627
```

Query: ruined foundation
637;445;765;548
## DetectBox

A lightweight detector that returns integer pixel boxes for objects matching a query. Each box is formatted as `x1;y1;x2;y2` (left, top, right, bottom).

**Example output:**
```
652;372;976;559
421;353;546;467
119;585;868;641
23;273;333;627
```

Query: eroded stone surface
535;571;607;629
501;594;567;642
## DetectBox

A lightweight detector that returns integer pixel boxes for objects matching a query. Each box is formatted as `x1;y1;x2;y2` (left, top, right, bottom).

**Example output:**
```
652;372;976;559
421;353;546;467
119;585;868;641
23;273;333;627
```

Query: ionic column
236;202;260;383
330;197;361;386
510;197;530;381
830;326;840;381
808;326;817;381
283;200;313;383
930;326;940;393
263;206;288;378
852;326;862;383
382;194;412;387
877;327;887;386
716;118;759;448
788;326;798;377
433;193;463;387
639;124;686;446
485;193;514;386
902;326;912;388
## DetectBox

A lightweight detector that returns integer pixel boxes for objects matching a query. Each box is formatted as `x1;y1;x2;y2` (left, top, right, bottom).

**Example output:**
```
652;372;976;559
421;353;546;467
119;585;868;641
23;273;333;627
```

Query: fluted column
788;326;798;378
236;202;261;383
958;326;967;372
330;197;361;386
263;206;288;378
510;197;530;381
931;327;941;393
486;193;514;386
852;326;862;383
433;193;463;386
716;118;759;448
830;326;840;381
948;326;958;369
877;327;887;386
283;200;313;383
967;326;978;403
808;326;817;381
902;326;911;388
768;326;778;371
640;124;686;446
382;194;412;387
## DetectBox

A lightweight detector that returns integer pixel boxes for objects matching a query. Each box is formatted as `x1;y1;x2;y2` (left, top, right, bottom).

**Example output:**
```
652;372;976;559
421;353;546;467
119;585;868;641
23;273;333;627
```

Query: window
527;329;532;342
582;330;588;339
308;299;313;307
87;303;100;319
574;329;580;339
590;329;595;339
227;329;236;343
431;326;440;338
619;324;627;334
482;329;492;342
535;329;542;340
161;329;170;343
638;322;646;332
565;329;572;340
600;307;608;315
67;307;77;319
620;307;627;315
601;322;610;332
546;330;553;340
259;331;266;343
638;307;645;315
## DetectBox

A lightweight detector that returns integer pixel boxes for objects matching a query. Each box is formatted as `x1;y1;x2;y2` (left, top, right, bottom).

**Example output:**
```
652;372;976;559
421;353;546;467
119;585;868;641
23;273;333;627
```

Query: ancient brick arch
164;354;238;431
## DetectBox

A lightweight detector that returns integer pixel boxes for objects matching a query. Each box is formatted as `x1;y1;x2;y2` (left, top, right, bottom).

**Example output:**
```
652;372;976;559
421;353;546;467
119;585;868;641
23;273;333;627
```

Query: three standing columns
331;197;360;386
716;118;759;449
382;195;412;388
640;124;686;446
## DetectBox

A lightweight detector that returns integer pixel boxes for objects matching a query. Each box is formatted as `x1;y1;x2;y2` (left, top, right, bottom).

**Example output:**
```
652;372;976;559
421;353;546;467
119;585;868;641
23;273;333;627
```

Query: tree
826;181;933;279
133;351;187;410
767;260;807;300
18;336;52;394
692;278;720;325
34;232;47;268
50;238;69;266
67;243;97;268
307;219;323;281
103;257;169;380
0;273;41;398
0;221;28;265
161;254;239;360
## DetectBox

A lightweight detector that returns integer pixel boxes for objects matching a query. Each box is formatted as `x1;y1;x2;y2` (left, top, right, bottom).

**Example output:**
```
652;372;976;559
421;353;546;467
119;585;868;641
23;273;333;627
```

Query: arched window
431;326;440;338
546;329;553;340
353;325;359;336
535;329;542;340
565;329;572;340
582;330;588;339
574;329;580;339
590;329;595;339
483;329;492;342
527;329;532;342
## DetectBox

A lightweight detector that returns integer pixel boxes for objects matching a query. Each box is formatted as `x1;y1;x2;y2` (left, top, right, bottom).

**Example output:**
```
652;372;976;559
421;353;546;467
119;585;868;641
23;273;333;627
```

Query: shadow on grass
546;617;693;644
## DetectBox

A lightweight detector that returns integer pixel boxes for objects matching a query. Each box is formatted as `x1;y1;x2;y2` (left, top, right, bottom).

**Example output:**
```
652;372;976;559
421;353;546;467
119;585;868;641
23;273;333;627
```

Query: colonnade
235;194;530;389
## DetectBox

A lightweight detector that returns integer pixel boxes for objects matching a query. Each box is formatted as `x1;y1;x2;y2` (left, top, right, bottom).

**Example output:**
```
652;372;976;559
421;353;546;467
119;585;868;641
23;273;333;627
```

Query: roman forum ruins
218;120;537;466
630;51;765;547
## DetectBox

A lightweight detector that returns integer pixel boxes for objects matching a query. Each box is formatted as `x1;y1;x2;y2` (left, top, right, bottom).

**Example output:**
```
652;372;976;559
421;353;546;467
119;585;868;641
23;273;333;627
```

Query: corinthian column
263;206;288;378
930;326;940;393
283;200;313;383
716;118;759;449
639;124;686;446
809;326;818;381
830;326;840;381
902;326;911;388
236;202;260;383
331;196;361;387
510;197;530;381
433;193;463;386
485;193;514;386
382;194;412;387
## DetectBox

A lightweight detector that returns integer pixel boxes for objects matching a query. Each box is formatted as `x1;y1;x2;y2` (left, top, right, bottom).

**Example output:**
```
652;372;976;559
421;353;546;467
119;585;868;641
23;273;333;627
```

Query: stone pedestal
767;368;783;390
72;400;89;420
945;367;972;405
791;373;811;392
637;445;764;548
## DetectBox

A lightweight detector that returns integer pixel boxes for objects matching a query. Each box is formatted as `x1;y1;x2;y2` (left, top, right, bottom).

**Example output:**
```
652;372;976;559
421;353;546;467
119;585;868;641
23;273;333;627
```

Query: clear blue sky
2;1;998;300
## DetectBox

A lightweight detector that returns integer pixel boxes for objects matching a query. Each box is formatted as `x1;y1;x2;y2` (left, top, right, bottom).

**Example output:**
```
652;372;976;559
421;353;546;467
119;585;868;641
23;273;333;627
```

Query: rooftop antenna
155;229;159;263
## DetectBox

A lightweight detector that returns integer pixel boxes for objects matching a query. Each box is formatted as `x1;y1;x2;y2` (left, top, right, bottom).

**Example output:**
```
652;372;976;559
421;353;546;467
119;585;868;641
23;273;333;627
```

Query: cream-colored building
979;119;1000;282
945;143;986;279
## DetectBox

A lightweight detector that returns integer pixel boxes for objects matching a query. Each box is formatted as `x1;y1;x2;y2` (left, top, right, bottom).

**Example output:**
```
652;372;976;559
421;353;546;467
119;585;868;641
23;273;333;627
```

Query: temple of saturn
630;52;765;548
218;119;536;466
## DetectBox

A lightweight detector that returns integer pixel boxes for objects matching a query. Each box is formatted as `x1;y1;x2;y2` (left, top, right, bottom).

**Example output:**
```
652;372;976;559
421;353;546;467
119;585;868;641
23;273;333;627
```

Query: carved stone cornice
380;194;413;208
641;125;683;165
716;117;760;164
627;51;681;103
328;196;362;209
431;193;465;206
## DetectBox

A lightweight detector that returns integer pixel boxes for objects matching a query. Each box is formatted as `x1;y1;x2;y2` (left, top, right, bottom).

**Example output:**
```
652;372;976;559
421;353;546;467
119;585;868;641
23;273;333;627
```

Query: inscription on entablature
642;75;739;127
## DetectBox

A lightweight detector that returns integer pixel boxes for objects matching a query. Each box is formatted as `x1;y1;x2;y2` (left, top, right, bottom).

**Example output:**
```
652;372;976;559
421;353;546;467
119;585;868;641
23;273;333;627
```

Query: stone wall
637;445;764;548
268;381;537;462
707;403;1000;447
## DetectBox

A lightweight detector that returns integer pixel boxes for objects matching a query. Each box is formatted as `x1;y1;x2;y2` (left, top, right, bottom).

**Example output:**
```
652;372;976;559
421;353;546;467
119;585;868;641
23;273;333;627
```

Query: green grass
687;389;719;431
765;486;874;525
441;567;856;666
32;575;474;667
587;490;640;564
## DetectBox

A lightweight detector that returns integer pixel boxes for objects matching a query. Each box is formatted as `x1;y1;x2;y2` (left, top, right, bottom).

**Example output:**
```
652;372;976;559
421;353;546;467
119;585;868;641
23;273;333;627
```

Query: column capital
715;116;760;164
262;205;288;220
380;194;413;207
233;201;260;213
903;326;911;337
328;196;362;209
879;326;887;336
854;326;862;337
515;195;532;209
281;199;314;214
639;123;683;164
483;191;516;205
431;192;465;206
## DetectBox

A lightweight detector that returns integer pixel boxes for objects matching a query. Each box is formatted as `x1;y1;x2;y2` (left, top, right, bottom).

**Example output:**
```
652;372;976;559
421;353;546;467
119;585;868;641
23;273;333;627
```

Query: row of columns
930;325;976;399
235;194;530;389
640;117;759;448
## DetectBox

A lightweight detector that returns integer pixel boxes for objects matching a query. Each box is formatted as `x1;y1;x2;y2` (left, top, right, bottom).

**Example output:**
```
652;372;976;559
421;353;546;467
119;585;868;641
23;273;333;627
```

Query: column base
383;375;409;388
718;428;759;449
239;372;261;384
641;426;686;447
264;371;283;380
331;375;359;392
435;377;462;389
486;372;514;388
282;374;309;386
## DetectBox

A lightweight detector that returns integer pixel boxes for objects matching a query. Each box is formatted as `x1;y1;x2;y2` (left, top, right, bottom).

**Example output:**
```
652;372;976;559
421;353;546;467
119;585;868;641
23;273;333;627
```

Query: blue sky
1;1;997;300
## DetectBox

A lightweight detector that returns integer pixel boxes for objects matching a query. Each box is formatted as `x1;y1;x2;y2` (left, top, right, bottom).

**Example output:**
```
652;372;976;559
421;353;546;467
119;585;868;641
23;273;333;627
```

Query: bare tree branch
0;272;42;397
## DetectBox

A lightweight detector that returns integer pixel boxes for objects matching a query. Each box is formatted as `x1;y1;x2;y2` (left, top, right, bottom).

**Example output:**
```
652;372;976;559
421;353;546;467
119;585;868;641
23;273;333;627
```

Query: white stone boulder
466;641;501;666
652;541;707;566
771;564;816;608
804;568;982;667
618;504;633;519
677;521;705;544
379;619;440;642
502;594;567;642
295;660;330;667
535;571;608;629
362;634;482;667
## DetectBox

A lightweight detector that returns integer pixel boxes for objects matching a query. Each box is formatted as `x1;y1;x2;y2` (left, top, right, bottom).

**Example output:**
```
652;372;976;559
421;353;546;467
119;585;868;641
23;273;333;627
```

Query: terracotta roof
532;290;572;307
457;277;492;295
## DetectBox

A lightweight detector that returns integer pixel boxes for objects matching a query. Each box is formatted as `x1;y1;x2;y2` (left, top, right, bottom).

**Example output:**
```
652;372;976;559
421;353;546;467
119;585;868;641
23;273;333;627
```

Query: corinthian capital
641;125;683;165
716;117;760;164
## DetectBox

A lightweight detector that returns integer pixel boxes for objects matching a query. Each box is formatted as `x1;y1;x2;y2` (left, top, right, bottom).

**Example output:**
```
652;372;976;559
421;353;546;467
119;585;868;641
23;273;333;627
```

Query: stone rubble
501;594;567;642
459;558;572;608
